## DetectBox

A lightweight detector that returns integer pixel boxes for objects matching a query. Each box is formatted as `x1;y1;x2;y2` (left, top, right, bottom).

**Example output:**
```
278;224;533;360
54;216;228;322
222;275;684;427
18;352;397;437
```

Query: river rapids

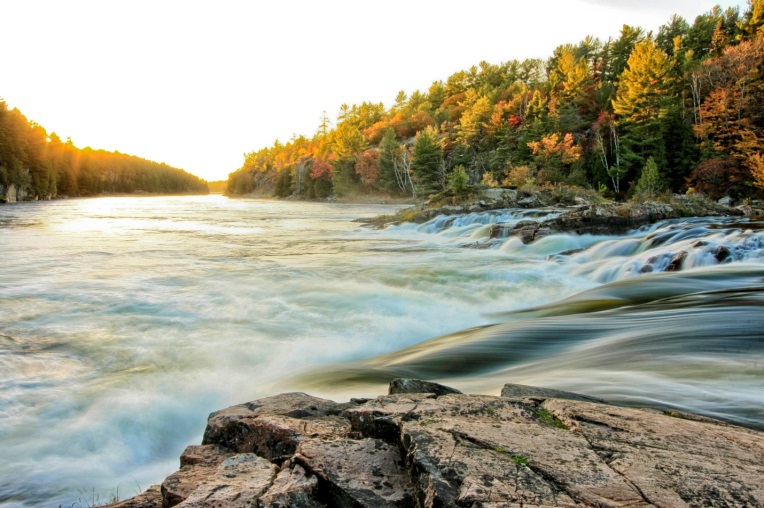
0;195;762;507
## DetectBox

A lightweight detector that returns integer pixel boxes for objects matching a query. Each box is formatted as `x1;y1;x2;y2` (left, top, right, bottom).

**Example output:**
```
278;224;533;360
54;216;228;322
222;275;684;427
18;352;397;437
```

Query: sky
1;0;750;182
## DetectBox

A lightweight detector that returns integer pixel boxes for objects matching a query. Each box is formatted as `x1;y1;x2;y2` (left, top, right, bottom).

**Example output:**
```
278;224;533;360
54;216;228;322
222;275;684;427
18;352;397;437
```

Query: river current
0;195;763;507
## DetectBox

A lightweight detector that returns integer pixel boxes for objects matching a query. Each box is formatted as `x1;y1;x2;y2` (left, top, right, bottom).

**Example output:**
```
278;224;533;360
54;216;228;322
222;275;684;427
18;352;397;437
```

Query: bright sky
1;0;749;181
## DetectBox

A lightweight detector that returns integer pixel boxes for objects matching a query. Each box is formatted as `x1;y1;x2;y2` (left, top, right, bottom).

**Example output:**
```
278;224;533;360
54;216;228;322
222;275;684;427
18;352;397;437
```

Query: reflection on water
1;196;763;507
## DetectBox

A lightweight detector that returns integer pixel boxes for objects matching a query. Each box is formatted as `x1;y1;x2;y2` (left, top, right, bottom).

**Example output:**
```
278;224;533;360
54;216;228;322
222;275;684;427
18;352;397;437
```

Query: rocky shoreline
111;379;764;507
361;188;762;237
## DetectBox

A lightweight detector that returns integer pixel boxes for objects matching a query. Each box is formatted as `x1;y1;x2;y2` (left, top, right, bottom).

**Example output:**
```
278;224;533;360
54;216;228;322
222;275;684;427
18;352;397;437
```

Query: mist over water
1;195;763;507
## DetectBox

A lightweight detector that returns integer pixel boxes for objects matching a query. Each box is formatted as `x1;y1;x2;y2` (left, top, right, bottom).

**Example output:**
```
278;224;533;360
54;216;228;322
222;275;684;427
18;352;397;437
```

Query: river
0;195;763;507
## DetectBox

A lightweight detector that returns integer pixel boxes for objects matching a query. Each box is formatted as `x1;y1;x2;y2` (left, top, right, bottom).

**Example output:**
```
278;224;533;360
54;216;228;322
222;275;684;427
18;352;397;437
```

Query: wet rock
117;381;764;508
490;221;554;244
500;383;605;403
666;251;687;271
488;222;512;239
714;244;731;262
516;223;540;244
389;378;462;397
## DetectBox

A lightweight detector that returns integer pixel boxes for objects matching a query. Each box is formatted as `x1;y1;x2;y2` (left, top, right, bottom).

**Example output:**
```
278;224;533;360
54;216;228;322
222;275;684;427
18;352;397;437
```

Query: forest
0;101;208;202
228;1;764;202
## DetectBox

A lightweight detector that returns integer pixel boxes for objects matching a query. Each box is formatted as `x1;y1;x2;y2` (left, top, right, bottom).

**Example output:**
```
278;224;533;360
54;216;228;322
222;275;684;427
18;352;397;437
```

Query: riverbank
233;191;418;206
111;379;764;507
0;190;211;204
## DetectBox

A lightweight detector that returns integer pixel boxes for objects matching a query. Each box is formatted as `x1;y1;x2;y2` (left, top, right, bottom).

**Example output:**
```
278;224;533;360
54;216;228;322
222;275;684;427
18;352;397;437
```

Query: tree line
0;101;208;202
228;1;764;201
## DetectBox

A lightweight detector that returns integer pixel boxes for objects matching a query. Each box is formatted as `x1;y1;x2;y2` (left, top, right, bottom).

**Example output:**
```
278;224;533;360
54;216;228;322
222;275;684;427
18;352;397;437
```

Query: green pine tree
411;126;443;197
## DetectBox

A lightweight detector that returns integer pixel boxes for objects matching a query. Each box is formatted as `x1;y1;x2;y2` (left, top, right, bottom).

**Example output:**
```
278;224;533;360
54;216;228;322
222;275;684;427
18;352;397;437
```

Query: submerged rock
111;380;764;508
500;383;605;403
388;378;462;396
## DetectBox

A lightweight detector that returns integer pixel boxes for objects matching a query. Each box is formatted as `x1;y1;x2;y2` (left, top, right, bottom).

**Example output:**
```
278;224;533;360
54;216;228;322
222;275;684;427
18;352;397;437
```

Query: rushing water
1;195;763;507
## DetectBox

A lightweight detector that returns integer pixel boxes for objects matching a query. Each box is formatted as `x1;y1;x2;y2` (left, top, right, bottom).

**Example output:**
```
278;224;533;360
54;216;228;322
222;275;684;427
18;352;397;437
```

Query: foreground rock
111;379;764;507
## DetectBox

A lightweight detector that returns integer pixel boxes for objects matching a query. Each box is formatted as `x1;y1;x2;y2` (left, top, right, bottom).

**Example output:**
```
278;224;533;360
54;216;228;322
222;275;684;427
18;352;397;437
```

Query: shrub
688;158;750;200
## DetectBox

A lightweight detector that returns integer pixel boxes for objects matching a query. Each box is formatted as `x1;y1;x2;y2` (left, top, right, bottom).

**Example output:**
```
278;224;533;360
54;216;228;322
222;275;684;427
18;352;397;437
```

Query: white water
1;195;763;507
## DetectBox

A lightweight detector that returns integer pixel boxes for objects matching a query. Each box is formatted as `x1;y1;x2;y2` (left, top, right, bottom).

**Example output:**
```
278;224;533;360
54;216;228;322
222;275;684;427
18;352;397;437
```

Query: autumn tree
548;47;595;131
456;90;492;145
612;39;675;188
330;121;366;196
528;133;582;185
748;153;764;189
694;35;764;159
688;158;750;199
742;0;764;39
355;149;379;187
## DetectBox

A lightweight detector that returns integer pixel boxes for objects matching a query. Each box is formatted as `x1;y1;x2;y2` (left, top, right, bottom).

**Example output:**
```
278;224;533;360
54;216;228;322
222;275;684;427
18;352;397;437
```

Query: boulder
718;196;734;206
113;381;764;508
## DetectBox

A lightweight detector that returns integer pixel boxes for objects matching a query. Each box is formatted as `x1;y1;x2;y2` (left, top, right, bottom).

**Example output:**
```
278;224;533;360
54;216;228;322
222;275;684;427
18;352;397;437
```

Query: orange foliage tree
355;149;380;186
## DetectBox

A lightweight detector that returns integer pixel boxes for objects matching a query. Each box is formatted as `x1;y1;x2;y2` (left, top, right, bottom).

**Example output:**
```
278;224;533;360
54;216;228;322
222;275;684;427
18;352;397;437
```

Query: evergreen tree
634;157;667;198
411;126;443;197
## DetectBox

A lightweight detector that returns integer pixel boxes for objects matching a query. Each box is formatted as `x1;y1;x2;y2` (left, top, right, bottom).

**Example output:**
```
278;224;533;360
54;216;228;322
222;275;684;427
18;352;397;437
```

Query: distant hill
0;101;209;202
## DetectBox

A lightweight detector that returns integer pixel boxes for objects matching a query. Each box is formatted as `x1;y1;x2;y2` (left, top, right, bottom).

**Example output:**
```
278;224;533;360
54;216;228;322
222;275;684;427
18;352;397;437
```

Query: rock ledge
111;380;764;507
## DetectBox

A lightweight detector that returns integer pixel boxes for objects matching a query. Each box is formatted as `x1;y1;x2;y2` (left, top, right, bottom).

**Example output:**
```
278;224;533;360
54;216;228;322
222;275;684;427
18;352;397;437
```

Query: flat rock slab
114;381;764;508
547;398;764;507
